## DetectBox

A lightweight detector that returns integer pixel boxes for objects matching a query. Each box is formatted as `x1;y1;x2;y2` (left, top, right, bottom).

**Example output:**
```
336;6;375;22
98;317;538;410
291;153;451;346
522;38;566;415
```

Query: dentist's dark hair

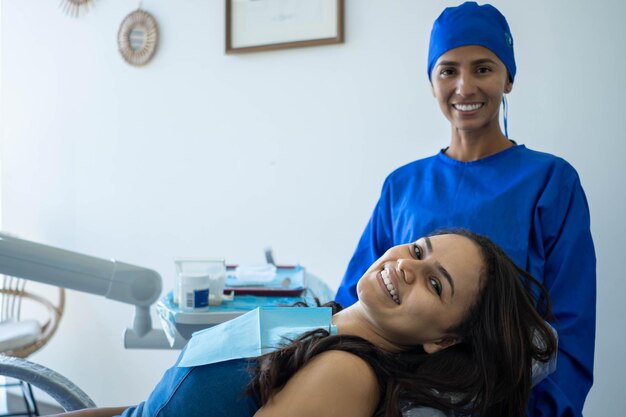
248;229;557;417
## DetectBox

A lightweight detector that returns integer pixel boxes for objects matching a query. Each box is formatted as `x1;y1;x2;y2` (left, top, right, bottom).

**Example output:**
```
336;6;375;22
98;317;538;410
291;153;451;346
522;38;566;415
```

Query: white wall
1;0;624;414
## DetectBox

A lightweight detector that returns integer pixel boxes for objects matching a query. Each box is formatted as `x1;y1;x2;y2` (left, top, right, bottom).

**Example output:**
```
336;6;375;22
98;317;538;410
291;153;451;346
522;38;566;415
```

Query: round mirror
118;10;159;66
129;27;147;51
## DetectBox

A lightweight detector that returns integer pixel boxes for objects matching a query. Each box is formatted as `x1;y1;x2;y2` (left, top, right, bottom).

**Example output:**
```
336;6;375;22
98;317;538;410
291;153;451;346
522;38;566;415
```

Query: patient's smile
381;269;400;304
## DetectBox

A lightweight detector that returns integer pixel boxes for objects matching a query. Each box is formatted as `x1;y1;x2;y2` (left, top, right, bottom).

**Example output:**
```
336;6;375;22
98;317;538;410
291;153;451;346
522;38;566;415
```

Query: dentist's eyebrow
424;237;456;298
436;58;497;67
472;58;498;66
436;60;459;67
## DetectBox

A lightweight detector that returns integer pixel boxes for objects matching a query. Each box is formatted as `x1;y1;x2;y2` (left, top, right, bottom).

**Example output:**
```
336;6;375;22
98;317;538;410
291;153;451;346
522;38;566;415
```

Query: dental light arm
0;232;162;337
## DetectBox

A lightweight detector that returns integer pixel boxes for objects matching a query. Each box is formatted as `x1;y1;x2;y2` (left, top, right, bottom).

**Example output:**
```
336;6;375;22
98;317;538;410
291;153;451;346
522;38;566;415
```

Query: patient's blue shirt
118;307;335;417
117;351;260;417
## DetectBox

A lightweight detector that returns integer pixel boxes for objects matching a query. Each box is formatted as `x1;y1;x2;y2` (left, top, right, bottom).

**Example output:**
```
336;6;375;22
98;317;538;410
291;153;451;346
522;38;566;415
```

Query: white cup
174;258;226;309
178;273;210;312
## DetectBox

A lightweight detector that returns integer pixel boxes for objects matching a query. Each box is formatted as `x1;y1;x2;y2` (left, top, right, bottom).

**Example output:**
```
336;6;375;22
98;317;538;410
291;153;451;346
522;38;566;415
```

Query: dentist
335;3;596;417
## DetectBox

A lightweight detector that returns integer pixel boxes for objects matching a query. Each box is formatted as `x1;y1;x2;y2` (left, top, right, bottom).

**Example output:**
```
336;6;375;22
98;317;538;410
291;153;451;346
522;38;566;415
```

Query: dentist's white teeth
454;103;483;111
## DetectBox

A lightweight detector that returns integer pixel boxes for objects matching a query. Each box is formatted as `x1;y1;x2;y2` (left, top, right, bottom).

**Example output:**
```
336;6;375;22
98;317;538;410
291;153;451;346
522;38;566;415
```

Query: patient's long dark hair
247;229;557;417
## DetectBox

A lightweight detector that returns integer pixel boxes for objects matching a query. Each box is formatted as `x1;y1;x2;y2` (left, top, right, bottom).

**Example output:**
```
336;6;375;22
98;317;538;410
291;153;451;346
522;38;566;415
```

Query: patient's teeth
381;269;399;304
382;270;390;283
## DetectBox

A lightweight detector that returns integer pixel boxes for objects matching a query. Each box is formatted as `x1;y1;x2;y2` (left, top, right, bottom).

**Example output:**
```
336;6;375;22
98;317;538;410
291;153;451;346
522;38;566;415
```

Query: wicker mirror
118;9;159;66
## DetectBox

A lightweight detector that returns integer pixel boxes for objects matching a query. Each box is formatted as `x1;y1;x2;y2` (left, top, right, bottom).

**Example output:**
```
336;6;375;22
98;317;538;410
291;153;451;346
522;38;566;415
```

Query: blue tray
156;273;334;339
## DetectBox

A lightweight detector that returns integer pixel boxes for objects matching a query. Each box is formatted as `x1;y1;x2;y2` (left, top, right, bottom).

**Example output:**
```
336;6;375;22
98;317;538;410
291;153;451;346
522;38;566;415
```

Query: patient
54;230;556;417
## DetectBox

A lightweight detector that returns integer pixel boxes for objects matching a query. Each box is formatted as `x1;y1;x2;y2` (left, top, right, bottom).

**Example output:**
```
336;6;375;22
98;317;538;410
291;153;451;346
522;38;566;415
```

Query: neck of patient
332;303;406;353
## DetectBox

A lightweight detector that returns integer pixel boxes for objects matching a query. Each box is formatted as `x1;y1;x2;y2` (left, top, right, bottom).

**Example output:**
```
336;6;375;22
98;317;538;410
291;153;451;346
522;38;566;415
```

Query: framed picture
226;0;344;54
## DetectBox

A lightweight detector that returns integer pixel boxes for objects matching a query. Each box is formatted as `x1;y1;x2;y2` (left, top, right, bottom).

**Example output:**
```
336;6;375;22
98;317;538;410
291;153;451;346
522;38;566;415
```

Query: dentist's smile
453;103;484;112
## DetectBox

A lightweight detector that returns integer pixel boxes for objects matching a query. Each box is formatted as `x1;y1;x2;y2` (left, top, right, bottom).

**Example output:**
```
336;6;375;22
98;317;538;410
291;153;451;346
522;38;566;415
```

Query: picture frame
226;0;344;54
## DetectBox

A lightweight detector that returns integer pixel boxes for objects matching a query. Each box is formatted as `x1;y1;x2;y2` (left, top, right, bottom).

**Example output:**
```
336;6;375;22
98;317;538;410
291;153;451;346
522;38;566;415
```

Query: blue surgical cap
427;2;516;81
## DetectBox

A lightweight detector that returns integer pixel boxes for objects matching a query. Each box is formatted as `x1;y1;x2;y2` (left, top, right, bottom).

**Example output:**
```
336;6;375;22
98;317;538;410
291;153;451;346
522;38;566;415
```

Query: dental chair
0;356;95;412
